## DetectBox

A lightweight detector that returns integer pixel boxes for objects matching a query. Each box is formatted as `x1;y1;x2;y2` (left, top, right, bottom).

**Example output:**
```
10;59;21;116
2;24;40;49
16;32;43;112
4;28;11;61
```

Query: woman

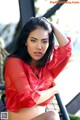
4;17;72;120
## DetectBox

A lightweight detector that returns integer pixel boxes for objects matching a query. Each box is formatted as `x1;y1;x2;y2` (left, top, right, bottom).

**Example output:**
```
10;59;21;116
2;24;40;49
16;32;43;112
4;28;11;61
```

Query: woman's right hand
36;84;60;105
51;84;60;94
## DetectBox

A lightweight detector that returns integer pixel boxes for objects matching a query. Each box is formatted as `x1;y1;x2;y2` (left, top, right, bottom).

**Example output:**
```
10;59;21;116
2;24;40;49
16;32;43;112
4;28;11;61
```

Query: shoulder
4;57;30;75
6;56;24;63
5;57;26;67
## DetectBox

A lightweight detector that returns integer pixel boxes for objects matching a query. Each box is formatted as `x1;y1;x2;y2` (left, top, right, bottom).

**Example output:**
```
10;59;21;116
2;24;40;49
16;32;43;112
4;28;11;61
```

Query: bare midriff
8;105;46;120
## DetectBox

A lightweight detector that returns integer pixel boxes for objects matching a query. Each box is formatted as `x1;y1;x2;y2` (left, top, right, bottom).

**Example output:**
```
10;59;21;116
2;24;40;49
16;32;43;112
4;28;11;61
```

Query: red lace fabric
4;38;72;112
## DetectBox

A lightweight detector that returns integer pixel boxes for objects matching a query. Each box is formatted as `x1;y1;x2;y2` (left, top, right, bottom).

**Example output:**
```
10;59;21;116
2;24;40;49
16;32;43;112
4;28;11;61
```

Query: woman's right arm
37;85;59;104
4;57;59;111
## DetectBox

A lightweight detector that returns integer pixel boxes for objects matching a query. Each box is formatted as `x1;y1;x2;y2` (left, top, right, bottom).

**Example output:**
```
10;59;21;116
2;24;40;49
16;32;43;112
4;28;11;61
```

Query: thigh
31;111;60;120
31;112;46;120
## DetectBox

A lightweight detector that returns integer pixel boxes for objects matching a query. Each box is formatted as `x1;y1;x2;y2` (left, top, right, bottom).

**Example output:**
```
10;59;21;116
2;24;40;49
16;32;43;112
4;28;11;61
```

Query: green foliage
69;114;80;120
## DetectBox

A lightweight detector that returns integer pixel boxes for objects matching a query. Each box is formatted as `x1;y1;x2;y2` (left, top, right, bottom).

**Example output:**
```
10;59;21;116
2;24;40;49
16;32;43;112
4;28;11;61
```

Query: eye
31;39;36;42
42;40;48;44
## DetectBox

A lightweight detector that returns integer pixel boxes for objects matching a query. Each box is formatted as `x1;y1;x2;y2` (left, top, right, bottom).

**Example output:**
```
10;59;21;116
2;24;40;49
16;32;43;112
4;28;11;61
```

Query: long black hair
9;17;54;67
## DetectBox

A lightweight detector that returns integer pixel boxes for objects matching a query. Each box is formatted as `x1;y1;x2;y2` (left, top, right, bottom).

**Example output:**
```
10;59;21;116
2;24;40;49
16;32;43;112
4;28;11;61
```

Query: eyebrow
30;37;49;41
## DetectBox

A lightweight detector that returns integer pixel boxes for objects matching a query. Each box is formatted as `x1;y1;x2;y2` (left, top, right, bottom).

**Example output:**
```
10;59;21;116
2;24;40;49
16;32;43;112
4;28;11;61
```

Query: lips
34;52;43;57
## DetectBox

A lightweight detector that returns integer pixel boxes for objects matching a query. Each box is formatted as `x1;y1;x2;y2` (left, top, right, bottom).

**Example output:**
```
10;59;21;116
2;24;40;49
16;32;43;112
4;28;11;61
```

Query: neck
30;60;37;66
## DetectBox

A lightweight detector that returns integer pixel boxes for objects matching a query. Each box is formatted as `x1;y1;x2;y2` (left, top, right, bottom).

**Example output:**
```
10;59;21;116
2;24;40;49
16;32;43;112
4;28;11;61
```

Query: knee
45;111;60;120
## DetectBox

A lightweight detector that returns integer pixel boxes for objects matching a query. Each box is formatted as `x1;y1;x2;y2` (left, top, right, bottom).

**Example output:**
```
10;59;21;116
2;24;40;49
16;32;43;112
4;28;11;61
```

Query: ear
25;42;27;46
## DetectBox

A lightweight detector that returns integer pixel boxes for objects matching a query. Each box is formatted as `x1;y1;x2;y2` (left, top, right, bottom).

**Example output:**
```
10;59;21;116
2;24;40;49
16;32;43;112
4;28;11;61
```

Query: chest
24;65;54;90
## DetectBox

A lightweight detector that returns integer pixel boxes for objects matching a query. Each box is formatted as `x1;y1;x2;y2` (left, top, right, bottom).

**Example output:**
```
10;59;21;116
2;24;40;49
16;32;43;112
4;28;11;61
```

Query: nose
36;42;42;49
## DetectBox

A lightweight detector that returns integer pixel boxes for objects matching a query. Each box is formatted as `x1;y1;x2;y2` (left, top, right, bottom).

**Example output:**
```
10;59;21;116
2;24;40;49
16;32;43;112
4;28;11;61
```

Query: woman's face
25;26;49;65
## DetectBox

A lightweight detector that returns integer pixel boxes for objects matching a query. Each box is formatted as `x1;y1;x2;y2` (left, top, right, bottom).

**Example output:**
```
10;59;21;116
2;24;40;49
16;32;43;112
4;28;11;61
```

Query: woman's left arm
47;25;73;78
52;25;69;46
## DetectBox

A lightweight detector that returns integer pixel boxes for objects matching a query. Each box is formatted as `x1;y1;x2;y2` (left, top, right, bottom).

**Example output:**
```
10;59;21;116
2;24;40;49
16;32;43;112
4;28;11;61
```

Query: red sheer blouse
4;38;72;112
